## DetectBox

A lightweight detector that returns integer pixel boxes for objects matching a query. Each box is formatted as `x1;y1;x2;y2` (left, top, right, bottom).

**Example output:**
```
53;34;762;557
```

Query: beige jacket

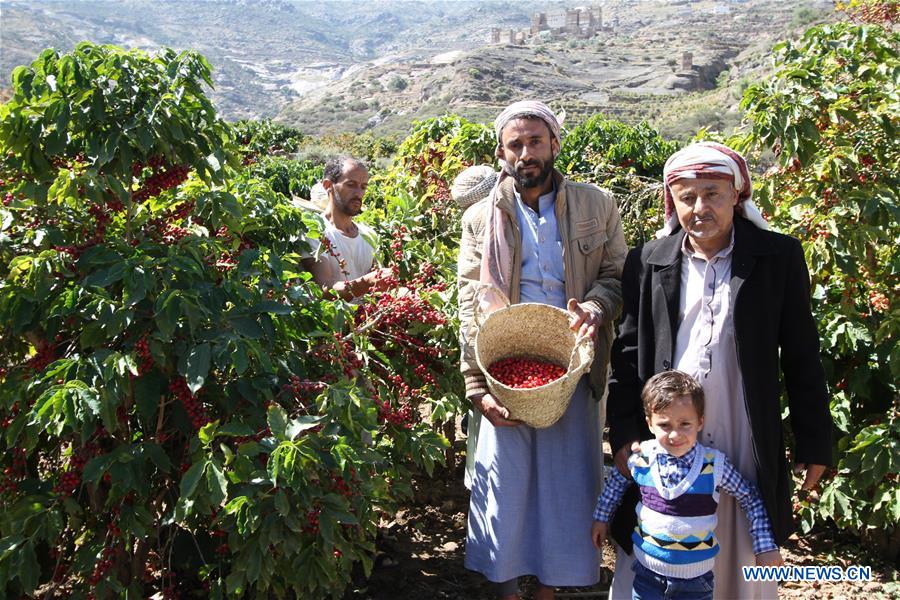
458;170;628;403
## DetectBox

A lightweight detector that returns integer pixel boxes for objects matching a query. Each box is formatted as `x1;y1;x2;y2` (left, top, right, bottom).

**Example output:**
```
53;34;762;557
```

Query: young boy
591;370;783;599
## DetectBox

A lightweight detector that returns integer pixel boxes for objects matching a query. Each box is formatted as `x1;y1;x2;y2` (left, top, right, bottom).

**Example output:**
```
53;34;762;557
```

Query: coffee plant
0;43;450;598
384;115;495;238
558;114;678;180
740;21;900;559
232;119;306;160
245;156;322;202
837;0;900;24
355;116;496;462
559;114;678;246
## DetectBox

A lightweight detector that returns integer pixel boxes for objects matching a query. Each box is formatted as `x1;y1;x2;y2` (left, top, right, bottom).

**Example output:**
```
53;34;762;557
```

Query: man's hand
755;549;784;567
474;393;521;427
794;463;827;491
614;440;641;477
566;298;603;340
591;520;608;550
362;267;394;293
333;267;394;300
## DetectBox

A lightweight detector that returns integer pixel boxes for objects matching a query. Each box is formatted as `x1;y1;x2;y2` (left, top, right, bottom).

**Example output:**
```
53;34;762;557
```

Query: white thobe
611;231;778;599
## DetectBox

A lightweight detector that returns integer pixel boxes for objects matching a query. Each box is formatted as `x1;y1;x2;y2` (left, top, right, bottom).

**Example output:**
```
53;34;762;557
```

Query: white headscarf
493;100;565;147
451;165;499;209
478;102;567;315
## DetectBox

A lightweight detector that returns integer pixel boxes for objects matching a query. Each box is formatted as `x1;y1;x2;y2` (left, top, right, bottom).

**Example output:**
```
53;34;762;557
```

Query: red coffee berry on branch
169;377;209;430
53;442;97;496
135;336;154;374
25;340;57;373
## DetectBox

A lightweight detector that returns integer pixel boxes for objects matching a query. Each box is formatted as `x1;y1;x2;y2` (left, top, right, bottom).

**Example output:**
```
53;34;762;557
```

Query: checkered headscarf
658;142;767;237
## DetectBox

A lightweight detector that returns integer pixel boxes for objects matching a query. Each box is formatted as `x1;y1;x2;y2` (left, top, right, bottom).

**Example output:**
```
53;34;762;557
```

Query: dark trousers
631;561;714;600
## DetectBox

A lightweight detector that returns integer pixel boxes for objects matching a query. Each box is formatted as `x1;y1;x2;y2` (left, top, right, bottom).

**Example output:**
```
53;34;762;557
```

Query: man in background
301;155;391;301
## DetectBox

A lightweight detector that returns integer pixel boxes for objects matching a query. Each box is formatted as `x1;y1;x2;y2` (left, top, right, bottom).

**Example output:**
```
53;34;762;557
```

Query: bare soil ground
347;455;899;600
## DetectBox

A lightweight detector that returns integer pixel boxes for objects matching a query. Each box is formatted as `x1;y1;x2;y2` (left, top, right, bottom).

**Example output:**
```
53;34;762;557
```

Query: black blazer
607;216;833;551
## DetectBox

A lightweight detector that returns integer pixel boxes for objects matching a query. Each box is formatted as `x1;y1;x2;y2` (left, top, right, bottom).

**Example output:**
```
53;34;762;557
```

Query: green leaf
285;415;323;441
154;289;183;339
17;541;38;593
226;570;244;596
252;300;293;315
82;261;127;288
82;453;116;484
224;495;249;514
267;404;288;439
0;535;25;561
233;341;249;375
820;480;854;524
890;488;900;525
182;343;211;394
237;248;260;274
123;266;152;306
230;316;263;339
319;511;334;546
207;461;228;505
180;461;207;499
218;422;254;437
144;443;172;473
274;490;290;516
133;370;165;423
199;421;219;446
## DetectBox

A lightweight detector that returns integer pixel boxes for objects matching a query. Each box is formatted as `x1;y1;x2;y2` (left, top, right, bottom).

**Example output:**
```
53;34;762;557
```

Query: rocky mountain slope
2;0;833;136
276;0;832;136
1;0;536;120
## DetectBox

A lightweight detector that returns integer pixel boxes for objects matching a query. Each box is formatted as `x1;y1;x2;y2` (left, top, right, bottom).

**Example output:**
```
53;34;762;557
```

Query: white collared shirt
674;230;735;382
673;230;752;465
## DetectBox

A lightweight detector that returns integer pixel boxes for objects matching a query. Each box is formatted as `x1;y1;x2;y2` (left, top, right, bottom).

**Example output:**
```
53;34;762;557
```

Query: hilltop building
491;5;607;45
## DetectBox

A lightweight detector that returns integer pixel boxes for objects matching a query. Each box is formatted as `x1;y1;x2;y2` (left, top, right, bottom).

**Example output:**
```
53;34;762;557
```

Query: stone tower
682;51;693;71
565;9;580;34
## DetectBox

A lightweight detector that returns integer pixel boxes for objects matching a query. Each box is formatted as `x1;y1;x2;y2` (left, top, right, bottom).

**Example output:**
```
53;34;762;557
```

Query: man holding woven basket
458;100;628;599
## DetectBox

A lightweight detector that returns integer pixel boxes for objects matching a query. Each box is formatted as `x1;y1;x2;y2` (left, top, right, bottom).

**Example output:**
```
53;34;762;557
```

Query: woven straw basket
474;302;594;428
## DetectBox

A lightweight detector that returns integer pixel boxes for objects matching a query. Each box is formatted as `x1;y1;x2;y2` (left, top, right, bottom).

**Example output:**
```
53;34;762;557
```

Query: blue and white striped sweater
630;441;725;579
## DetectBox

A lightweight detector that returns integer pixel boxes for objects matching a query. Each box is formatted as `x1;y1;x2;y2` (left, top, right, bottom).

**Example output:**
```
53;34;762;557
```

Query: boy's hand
591;521;608;550
755;549;784;567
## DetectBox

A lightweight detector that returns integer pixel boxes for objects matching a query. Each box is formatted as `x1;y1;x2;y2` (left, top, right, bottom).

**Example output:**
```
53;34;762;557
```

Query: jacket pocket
574;229;608;255
571;225;608;299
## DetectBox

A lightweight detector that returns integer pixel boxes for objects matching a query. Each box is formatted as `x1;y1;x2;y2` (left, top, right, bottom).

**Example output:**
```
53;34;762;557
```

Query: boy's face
646;395;704;457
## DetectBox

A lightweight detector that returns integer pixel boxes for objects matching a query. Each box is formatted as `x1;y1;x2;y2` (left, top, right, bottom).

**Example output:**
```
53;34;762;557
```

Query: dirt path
348;463;899;599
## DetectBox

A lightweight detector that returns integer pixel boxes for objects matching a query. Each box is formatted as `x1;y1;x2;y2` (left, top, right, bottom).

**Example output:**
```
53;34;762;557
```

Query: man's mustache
517;160;542;169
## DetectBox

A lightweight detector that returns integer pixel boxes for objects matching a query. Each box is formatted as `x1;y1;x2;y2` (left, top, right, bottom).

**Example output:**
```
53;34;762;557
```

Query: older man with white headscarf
605;142;833;599
457;101;628;599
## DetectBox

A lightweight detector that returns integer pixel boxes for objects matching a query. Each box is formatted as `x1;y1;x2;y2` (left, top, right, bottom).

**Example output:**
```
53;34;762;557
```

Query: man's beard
512;157;554;189
333;187;362;216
